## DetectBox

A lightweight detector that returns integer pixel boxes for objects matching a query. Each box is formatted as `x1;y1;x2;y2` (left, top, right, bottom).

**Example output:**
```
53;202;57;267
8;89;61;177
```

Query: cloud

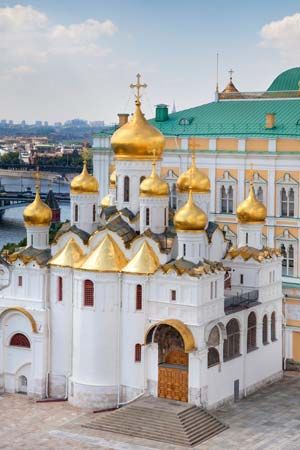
0;4;47;31
260;13;300;61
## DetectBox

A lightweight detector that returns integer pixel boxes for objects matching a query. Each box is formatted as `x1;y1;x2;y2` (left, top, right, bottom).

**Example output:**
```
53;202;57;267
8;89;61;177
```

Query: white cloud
0;4;47;31
260;13;300;61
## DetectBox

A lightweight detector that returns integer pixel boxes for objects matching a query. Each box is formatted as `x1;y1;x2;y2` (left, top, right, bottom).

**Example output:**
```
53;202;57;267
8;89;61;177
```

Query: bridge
0;191;70;213
0;163;83;174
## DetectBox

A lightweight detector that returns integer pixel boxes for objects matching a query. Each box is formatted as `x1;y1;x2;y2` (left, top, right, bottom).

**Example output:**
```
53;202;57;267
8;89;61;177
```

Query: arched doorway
18;375;28;394
145;320;196;402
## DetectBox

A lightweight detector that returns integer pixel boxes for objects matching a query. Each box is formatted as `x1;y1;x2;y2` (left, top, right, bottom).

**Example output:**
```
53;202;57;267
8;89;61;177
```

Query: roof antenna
215;52;219;102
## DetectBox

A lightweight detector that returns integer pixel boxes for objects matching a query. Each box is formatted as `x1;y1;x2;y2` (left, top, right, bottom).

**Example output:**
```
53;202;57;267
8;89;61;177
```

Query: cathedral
0;77;283;410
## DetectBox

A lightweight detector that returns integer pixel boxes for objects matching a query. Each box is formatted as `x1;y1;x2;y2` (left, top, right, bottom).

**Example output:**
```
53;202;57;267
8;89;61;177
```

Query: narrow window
221;185;227;213
124;176;130;202
281;188;287;217
136;284;142;310
145;208;150;226
223;319;240;361
240;274;244;285
288;188;295;217
183;243;186;257
57;276;63;302
262;314;268;345
18;276;23;287
281;244;287;276
210;281;213;299
74;204;78;222
271;312;276;341
257;186;263;202
171;290;176;301
214;280;217;298
247;312;257;352
164;208;167;227
84;280;94;307
228;185;233;213
245;232;248;245
135;343;142;362
208;348;220;368
93;204;96;222
288;245;294;276
10;333;30;348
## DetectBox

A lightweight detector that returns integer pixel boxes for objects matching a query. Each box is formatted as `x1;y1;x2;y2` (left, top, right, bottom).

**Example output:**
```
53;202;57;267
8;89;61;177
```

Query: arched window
281;188;287;217
221;185;227;213
247;312;257;352
164;208;167;227
57;276;63;302
74;204;78;222
208;326;220;347
282;244;295;276
84;280;94;307
145;208;150;226
271;312;276;341
124;176;130;202
136;284;142;310
288;188;295;217
245;232;248;245
208;348;220;368
93;204;96;222
228;185;233;213
262;314;268;345
183;243;186;257
171;183;177;210
135;343;142;362
223;319;240;361
257;186;263;202
10;333;30;348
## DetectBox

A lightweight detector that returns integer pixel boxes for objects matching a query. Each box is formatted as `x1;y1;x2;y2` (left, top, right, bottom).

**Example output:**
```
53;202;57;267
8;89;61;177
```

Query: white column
93;149;111;198
268;168;275;217
209;167;216;214
237;169;245;206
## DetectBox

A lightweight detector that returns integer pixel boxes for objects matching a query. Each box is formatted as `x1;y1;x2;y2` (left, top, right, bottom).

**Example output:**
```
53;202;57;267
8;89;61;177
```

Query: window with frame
57;276;63;302
84;280;94;307
10;333;30;348
257;186;263;202
136;284;142;310
18;276;22;287
93;204;96;222
281;187;295;217
223;319;240;361
145;208;150;226
281;243;294;276
135;343;142;362
247;312;257;352
74;204;78;222
271;311;276;341
124;176;130;202
262;314;268;345
171;289;176;301
240;274;244;285
183;243;186;257
221;185;234;213
207;348;220;368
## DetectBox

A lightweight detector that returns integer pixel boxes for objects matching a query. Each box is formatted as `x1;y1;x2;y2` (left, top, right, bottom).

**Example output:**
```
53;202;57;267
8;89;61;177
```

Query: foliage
1;237;27;254
0;152;21;165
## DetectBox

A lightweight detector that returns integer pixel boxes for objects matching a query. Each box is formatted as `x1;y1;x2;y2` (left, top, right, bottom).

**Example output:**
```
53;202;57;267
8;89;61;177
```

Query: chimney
118;113;129;127
155;104;169;122
265;113;276;129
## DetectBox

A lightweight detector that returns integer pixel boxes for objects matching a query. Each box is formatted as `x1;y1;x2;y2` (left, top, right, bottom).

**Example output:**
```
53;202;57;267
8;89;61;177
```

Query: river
0;176;70;249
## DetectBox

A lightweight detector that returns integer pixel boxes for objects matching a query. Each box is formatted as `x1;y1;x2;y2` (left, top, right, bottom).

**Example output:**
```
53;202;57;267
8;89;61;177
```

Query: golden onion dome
23;186;52;227
174;189;207;231
222;79;239;94
237;182;267;224
140;161;169;197
110;169;116;187
176;154;210;193
70;161;99;194
111;100;165;161
100;194;110;208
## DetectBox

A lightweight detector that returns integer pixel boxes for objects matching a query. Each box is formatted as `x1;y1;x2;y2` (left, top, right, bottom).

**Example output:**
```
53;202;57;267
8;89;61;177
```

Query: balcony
224;289;260;315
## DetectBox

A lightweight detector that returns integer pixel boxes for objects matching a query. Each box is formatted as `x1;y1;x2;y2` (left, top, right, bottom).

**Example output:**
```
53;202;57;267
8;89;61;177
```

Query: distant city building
89;120;105;128
35;121;42;126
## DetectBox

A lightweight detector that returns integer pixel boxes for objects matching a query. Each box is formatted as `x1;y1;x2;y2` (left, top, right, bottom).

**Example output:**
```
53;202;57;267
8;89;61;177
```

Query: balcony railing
224;289;259;312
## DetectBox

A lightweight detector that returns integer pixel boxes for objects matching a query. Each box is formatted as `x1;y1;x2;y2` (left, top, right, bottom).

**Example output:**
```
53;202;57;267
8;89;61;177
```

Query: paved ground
1;374;300;450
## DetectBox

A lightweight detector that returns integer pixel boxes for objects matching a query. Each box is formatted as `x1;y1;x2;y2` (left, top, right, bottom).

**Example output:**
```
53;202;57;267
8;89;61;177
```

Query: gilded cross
130;73;147;103
35;166;41;189
81;144;90;163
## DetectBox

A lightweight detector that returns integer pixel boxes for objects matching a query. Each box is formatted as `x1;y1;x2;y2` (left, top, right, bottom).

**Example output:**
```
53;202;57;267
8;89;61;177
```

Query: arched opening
136;284;142;310
145;208;150;226
223;319;240;361
10;333;31;348
124;176;130;202
145;320;195;402
74;204;79;222
18;375;28;394
262;314;268;345
247;312;257;352
84;279;94;307
93;204;96;222
271;312;276;341
208;348;220;368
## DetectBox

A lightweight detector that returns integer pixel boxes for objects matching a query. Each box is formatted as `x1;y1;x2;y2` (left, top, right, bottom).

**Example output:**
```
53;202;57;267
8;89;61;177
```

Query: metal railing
224;289;259;309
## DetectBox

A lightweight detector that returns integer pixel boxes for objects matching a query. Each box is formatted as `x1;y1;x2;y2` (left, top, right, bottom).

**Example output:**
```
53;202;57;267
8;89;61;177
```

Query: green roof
267;67;300;92
149;99;300;138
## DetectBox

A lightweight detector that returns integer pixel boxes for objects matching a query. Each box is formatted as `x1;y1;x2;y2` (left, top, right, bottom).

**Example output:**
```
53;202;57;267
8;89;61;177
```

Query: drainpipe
64;267;74;400
117;273;122;407
45;267;51;398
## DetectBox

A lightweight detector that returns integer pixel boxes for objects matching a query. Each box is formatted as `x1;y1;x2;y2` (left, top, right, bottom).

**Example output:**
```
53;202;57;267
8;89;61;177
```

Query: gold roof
237;182;266;224
70;161;99;194
176;153;210;193
111;101;165;161
110;169;116;187
222;79;239;94
80;234;127;272
227;246;280;262
174;189;207;231
145;319;196;352
23;186;52;227
100;194;111;207
122;241;160;274
140;160;169;197
49;238;84;268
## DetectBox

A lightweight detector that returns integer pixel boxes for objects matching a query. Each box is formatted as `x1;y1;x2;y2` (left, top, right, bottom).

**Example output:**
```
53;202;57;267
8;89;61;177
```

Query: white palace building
0;78;283;410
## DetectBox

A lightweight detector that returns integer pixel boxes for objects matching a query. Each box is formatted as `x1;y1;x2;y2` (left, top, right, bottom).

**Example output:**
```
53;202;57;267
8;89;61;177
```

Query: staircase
83;396;228;447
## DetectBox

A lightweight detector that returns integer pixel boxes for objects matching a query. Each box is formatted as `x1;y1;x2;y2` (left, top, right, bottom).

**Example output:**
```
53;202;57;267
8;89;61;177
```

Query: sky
0;0;300;123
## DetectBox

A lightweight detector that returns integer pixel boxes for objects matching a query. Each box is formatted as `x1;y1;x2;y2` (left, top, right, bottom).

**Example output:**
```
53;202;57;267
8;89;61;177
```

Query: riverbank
0;169;73;183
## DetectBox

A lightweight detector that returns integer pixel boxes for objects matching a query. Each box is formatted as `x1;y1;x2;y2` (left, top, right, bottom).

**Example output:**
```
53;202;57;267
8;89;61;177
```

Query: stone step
83;396;228;447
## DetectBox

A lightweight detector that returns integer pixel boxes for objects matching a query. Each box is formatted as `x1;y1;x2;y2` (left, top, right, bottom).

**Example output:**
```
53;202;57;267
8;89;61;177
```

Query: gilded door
158;350;188;402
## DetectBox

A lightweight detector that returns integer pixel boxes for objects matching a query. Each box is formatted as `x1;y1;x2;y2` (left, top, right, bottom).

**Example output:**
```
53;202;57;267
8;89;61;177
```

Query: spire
172;100;176;113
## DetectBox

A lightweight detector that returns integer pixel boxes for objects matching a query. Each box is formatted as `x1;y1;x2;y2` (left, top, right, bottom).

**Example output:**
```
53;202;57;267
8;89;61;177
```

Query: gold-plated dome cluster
23;186;52;227
177;153;210;193
140;160;169;197
237;182;266;224
111;74;165;161
71;161;99;195
174;189;208;231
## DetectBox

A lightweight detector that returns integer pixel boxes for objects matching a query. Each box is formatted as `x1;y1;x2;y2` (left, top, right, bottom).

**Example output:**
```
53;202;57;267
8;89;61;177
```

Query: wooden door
158;366;188;402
